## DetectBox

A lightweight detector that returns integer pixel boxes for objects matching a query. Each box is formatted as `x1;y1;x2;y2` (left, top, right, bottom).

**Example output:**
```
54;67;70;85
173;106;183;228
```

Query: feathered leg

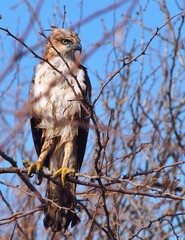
23;137;55;183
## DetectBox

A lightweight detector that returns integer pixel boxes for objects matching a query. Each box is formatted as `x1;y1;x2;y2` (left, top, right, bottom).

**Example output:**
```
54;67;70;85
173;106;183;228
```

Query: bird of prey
27;28;91;232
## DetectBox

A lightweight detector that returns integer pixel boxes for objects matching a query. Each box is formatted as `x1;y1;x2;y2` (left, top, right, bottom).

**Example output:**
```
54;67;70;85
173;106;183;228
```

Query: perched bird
27;28;91;232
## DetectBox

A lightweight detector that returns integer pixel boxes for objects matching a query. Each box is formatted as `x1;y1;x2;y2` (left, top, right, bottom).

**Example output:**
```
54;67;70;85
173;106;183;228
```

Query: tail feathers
43;181;80;232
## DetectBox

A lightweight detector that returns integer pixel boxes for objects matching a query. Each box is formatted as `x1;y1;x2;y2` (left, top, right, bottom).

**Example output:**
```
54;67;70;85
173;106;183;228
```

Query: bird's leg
53;140;77;188
24;138;52;177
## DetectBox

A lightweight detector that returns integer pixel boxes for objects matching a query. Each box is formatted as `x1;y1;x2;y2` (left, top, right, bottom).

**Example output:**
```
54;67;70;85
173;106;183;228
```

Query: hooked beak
73;42;82;53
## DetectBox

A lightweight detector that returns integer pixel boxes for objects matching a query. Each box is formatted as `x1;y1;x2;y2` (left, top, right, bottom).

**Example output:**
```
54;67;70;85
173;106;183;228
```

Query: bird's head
44;28;82;60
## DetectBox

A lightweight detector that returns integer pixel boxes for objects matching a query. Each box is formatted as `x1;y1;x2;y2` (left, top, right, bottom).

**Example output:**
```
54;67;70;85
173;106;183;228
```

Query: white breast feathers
30;56;86;134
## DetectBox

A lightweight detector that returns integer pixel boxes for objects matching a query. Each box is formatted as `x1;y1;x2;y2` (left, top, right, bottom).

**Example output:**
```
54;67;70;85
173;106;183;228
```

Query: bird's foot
53;167;75;186
23;160;43;184
23;160;43;176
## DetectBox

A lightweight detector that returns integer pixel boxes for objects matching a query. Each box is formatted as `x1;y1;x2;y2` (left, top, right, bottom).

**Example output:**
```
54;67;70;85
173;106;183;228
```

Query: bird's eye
61;39;69;45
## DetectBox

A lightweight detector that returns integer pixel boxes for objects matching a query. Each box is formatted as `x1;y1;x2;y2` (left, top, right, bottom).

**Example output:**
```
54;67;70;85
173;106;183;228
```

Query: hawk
27;28;91;232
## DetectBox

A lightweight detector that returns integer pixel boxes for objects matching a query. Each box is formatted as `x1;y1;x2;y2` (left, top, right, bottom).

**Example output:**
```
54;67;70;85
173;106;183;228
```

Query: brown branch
0;205;44;226
0;191;29;239
0;180;76;214
77;199;115;240
86;194;101;239
167;15;185;149
0;165;184;201
129;212;185;240
0;150;43;202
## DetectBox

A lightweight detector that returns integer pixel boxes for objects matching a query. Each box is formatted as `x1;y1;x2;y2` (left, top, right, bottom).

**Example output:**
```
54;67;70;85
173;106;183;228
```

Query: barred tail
43;179;80;232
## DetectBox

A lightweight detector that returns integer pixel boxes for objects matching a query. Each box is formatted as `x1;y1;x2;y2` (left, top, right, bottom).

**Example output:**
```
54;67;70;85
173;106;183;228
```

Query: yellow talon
23;159;31;168
53;167;75;186
23;160;42;176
